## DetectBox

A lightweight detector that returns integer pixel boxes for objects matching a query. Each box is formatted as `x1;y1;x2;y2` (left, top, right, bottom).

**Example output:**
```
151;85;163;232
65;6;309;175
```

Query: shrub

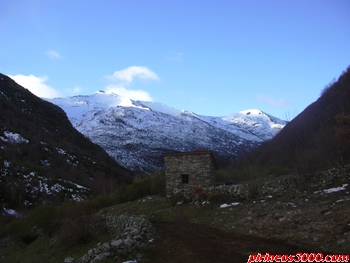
215;166;291;184
112;185;127;204
26;205;60;236
265;166;291;177
57;202;106;246
150;172;166;196
90;194;114;209
111;171;166;204
20;233;38;244
5;218;29;238
0;214;15;238
4;218;36;244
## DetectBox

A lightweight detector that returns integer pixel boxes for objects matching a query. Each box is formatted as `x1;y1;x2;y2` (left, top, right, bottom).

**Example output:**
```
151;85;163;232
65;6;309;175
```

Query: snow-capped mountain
47;91;286;172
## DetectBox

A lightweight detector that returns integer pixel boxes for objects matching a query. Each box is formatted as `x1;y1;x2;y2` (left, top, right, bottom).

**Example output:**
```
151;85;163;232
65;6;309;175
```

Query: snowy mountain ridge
47;91;287;172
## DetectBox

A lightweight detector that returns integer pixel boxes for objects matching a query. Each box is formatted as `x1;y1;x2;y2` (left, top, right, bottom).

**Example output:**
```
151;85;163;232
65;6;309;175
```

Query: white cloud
104;66;159;101
105;85;153;101
65;86;83;95
167;52;184;62
8;74;60;98
108;66;160;84
257;94;288;107
46;50;63;60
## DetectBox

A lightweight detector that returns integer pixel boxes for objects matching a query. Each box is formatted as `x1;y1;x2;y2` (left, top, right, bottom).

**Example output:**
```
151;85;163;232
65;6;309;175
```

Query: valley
2;1;349;262
1;66;350;263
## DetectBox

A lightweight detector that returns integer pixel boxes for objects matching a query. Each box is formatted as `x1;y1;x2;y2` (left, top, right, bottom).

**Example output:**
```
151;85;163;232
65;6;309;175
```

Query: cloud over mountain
8;74;60;98
108;66;160;84
105;85;153;101
104;66;160;101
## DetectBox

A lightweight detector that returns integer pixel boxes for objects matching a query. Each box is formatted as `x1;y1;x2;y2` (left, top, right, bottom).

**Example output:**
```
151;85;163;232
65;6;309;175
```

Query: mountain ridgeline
3;64;348;210
238;66;350;173
0;73;132;210
47;92;286;173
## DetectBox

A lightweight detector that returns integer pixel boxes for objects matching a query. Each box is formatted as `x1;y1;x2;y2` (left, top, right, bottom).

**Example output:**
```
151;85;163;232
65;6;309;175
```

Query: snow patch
56;147;67;155
3;208;18;216
1;131;29;143
3;160;10;168
314;184;348;194
139;101;181;115
220;202;242;208
324;184;348;193
74;183;88;189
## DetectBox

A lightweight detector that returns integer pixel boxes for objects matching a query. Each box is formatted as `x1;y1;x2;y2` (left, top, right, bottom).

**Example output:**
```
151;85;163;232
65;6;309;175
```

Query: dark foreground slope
242;66;350;173
0;73;132;210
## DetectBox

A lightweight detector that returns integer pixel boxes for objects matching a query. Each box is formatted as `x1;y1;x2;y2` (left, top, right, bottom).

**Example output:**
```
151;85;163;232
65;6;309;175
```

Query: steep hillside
240;66;350;173
0;74;132;212
47;92;286;173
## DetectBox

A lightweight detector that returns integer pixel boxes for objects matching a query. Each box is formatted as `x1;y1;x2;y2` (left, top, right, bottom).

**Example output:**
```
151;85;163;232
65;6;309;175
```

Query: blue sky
1;0;349;119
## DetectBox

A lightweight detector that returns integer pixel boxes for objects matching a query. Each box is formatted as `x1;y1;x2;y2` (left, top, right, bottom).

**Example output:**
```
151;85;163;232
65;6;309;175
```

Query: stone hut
162;150;218;198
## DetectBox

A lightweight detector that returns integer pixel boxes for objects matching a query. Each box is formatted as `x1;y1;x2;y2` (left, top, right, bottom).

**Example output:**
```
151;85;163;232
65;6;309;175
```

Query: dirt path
140;219;305;263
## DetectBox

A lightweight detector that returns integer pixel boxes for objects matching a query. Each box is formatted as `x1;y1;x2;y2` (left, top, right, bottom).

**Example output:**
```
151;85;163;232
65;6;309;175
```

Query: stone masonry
72;213;155;263
163;151;218;198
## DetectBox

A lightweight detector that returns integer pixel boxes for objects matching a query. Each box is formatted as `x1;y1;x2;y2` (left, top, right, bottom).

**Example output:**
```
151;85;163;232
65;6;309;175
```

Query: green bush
4;218;37;244
215;166;261;183
90;194;114;209
265;166;291;177
0;214;15;238
26;205;61;236
112;185;126;204
20;233;38;244
5;205;61;244
57;201;105;246
150;172;166;196
215;166;291;183
111;172;165;204
5;218;30;237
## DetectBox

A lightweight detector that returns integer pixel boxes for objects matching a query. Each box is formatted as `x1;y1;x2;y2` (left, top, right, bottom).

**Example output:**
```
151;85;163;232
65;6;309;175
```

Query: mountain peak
47;93;286;172
239;109;264;115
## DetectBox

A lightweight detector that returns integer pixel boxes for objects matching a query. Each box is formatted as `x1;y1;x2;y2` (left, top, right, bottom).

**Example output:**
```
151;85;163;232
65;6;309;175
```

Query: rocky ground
214;183;350;254
140;219;303;263
1;182;349;263
127;183;350;262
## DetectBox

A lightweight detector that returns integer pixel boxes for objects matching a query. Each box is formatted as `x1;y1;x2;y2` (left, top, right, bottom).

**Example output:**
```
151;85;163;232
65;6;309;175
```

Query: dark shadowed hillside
0;73;132;211
239;66;350;174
